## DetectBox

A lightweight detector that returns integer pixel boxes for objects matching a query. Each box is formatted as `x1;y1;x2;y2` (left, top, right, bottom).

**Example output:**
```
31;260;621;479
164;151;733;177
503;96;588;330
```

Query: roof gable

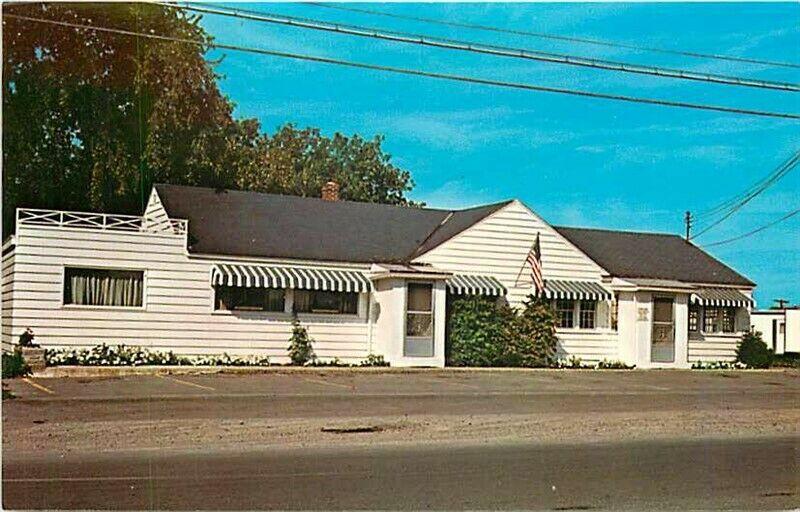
554;226;754;287
154;184;507;264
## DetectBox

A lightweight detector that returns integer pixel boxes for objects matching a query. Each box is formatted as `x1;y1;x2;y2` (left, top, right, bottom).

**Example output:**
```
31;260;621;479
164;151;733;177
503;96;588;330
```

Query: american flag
527;233;545;294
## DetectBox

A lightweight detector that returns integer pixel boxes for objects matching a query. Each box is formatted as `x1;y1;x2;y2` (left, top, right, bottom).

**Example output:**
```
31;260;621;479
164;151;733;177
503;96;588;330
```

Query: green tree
3;3;417;236
736;329;773;369
447;296;516;367
502;295;559;367
288;314;315;365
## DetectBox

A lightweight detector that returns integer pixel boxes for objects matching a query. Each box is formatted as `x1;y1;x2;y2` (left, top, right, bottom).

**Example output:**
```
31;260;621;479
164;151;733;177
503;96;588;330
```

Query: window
579;300;596;329
64;267;143;307
406;283;433;338
215;286;285;312
554;299;574;328
702;307;736;333
721;308;735;333
294;290;358;315
688;306;700;332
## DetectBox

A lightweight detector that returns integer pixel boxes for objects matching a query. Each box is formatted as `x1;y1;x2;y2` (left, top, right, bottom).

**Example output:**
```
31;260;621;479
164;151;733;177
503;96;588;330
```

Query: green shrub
691;360;746;370
44;344;269;367
447;296;515;366
736;330;773;369
288;314;315;365
596;359;635;370
447;294;559;367
502;296;558;367
360;354;389;367
772;352;800;369
2;350;31;378
18;328;37;348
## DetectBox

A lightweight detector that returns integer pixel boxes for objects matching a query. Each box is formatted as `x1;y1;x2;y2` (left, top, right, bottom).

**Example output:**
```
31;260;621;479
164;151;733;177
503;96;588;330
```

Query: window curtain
293;290;313;313
68;271;142;307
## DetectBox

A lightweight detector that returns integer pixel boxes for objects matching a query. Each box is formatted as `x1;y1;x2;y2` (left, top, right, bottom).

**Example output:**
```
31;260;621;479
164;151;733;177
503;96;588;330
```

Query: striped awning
211;264;372;292
447;274;507;296
691;288;753;307
540;280;612;300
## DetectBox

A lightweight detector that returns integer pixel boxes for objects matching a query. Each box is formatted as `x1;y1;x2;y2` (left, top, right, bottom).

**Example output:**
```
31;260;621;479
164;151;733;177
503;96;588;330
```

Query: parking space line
21;378;55;395
156;374;215;391
418;376;481;390
300;376;353;390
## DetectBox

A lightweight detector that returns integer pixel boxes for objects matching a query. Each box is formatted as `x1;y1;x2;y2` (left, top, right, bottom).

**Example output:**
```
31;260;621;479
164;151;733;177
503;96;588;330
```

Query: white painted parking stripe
156;374;215;391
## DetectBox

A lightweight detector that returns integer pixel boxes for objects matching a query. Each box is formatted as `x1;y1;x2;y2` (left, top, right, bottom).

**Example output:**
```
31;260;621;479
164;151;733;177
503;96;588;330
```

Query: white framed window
215;286;285;312
63;267;143;308
294;290;358;315
702;306;737;334
579;300;597;329
554;299;575;328
406;283;433;338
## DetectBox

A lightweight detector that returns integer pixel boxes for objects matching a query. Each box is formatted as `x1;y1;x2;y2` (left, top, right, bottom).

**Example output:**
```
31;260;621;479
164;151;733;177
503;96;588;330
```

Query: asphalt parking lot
4;369;799;510
6;367;800;401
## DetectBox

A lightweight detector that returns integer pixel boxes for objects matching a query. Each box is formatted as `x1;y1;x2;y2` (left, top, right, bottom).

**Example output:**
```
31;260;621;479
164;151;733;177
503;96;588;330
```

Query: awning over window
540;280;612;300
690;288;753;307
211;264;372;292
446;274;507;296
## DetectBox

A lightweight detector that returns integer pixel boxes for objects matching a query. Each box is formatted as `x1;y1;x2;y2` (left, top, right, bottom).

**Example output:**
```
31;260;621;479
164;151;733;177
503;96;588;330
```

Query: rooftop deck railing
16;208;187;235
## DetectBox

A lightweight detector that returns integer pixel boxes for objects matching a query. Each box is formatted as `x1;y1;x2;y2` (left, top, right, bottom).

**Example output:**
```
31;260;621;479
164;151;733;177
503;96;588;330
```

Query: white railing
17;208;187;235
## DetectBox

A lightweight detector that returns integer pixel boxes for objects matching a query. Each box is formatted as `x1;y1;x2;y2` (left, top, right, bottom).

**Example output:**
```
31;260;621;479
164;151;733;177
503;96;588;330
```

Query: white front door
651;297;675;363
405;282;434;357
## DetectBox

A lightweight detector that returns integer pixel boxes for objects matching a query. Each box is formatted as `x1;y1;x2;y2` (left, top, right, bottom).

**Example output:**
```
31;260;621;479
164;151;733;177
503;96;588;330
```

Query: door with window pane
405;283;434;357
651;297;675;363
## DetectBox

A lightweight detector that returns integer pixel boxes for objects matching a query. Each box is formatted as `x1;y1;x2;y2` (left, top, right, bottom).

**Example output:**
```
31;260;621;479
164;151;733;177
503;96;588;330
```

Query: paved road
4;437;798;510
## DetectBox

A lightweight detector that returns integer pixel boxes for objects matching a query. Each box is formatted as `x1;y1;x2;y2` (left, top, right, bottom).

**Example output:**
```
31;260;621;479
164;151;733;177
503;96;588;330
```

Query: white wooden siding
4;224;370;363
688;334;739;362
2;248;16;350
142;189;175;233
414;200;619;363
556;331;619;363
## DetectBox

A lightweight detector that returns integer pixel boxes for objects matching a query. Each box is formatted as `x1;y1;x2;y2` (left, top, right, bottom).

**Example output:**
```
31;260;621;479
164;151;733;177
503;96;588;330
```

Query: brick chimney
321;181;340;201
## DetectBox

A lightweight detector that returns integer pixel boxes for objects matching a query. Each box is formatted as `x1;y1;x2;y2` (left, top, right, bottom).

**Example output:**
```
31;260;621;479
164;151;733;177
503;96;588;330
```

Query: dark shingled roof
155;184;510;263
554;226;754;287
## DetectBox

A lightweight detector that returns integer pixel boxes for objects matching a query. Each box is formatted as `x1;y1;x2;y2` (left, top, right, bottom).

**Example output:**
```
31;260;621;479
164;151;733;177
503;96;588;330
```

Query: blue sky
198;2;799;306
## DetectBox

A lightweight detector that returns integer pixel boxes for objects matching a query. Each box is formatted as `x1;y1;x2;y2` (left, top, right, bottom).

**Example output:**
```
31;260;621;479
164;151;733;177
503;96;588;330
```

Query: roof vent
321;181;340;201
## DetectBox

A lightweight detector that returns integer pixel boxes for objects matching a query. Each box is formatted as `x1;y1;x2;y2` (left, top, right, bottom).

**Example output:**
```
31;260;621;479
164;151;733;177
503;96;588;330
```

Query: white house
1;183;756;368
751;308;800;354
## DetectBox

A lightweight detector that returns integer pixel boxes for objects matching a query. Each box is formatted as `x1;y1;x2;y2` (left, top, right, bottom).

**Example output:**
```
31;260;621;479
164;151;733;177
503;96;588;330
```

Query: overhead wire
7;14;799;121
304;1;800;70
702;208;800;247
695;150;800;221
691;151;800;239
174;2;800;92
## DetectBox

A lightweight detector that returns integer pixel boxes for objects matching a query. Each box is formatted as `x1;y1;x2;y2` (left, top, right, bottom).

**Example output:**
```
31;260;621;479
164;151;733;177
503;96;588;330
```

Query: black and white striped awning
211;264;372;292
540;280;612;300
691;288;753;307
446;274;507;296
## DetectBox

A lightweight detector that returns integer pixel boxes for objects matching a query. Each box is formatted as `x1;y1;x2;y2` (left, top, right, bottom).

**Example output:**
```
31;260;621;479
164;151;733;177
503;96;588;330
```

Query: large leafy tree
3;2;416;236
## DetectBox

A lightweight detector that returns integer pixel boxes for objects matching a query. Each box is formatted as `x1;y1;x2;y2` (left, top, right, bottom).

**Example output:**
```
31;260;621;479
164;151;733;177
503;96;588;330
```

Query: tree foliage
3;2;416;235
447;295;559;367
288;314;315;366
736;329;773;369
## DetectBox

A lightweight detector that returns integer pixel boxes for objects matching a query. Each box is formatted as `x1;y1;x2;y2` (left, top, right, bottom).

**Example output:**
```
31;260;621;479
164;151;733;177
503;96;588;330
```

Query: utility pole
684;211;692;241
773;298;790;309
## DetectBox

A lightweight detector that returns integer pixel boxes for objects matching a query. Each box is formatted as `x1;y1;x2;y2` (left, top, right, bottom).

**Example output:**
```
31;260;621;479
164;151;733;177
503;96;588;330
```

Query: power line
175;2;800;92
695;150;800;220
305;1;800;70
702;208;800;247
691;151;800;239
7;13;800;121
